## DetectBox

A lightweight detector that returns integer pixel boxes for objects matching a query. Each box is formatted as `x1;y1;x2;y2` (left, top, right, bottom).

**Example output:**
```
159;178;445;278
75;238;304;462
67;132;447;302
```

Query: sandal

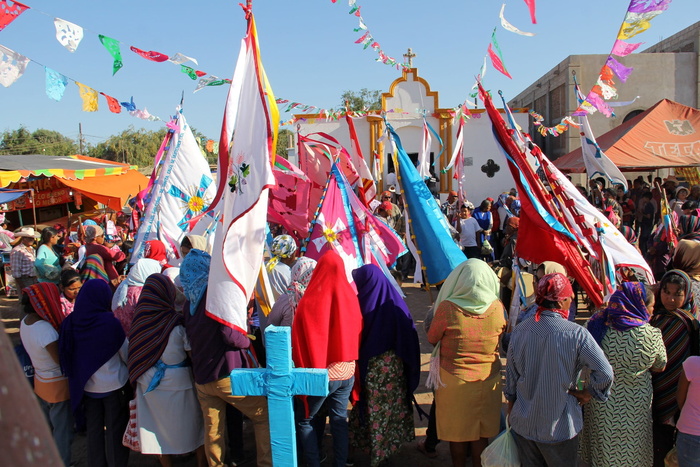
417;440;438;459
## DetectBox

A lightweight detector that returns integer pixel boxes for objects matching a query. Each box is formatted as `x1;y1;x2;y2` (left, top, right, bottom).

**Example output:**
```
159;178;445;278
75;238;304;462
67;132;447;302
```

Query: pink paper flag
523;0;536;24
0;0;29;31
606;56;633;83
611;39;642;57
586;92;613;118
130;46;169;62
487;43;512;79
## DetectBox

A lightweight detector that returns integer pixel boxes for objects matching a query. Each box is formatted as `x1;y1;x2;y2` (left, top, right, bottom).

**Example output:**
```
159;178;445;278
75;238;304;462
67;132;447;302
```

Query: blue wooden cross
230;325;329;466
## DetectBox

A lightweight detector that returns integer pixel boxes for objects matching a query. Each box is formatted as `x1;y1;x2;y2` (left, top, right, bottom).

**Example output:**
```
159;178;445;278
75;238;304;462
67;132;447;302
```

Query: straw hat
15;227;38;238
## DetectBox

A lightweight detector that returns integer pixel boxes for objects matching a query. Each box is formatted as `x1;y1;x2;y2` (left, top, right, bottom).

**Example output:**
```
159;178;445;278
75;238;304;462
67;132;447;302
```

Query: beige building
508;21;699;161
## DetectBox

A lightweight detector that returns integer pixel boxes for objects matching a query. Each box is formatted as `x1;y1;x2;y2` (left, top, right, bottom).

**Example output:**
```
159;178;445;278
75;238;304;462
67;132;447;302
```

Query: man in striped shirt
505;272;613;466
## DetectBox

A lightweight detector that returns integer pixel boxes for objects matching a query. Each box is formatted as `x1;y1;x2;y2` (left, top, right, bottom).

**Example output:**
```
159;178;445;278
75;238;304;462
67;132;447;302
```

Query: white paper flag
0;45;29;88
499;4;535;37
54;18;84;53
168;53;199;66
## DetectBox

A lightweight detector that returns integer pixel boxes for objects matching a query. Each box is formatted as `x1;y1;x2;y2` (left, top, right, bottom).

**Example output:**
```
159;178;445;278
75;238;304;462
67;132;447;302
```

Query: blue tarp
0;189;30;204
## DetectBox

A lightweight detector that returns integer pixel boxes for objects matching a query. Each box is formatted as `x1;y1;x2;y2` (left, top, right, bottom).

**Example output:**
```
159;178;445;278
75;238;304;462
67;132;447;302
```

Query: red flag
0;0;29;31
345;114;376;205
130;46;169;62
523;0;537;24
100;92;122;114
480;84;604;307
268;156;311;239
487;43;512;79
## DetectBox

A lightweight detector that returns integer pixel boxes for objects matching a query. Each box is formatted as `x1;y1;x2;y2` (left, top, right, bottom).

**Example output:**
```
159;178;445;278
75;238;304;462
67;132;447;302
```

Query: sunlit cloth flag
268;156;312;239
132;109;217;266
574;81;627;191
487;28;512;79
0;44;29;87
345;113;376;204
204;7;278;333
388;124;465;285
304;164;405;283
574;0;672;117
483;84;654;307
54;18;83;53
0;0;28;31
480;83;605;306
500;4;535;36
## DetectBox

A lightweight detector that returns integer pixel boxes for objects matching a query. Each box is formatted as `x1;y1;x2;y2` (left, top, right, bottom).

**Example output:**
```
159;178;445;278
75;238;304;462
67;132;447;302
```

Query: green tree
340;88;383;111
277;128;294;158
0;126;78;156
88;126;167;168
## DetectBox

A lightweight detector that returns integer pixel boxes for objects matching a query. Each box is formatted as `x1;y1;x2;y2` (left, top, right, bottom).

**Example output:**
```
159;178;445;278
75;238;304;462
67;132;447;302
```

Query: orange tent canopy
555;99;700;173
61;170;149;211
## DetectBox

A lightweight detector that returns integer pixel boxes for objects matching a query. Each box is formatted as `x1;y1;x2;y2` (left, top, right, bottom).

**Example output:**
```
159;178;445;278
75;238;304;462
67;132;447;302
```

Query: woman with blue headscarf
581;282;666;467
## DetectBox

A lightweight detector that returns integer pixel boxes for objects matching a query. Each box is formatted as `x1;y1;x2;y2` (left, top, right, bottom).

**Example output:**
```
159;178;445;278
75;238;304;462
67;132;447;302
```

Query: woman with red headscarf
145;240;171;271
292;250;363;467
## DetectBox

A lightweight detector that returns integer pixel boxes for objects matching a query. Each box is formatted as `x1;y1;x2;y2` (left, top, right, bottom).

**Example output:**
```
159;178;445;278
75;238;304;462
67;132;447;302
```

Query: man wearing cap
506;273;613;465
379;191;401;229
10;227;38;301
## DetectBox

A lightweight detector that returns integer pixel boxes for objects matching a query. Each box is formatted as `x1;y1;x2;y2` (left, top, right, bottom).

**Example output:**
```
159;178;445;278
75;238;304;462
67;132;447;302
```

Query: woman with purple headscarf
581;282;667;467
59;279;130;467
349;264;420;466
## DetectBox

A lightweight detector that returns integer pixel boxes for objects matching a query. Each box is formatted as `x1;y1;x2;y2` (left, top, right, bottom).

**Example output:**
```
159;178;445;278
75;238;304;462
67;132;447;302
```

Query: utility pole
78;123;85;154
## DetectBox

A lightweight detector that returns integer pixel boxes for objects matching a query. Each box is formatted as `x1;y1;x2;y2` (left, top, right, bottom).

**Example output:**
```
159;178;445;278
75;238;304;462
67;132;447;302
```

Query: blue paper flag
45;67;68;102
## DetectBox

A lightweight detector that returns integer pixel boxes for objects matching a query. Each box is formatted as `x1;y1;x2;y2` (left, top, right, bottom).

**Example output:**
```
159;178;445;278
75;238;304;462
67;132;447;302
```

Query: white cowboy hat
15;227;38;238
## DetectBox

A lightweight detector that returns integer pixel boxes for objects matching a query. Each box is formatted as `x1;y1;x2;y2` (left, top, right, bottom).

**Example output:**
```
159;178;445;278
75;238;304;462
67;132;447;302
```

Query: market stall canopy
0;154;148;210
0;189;31;204
555;99;700;173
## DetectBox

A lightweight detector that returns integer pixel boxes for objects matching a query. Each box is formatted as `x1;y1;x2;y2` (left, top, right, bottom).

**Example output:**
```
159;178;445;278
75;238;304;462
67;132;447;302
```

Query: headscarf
127;274;182;385
144;240;168;266
678;215;700;241
58;279;125;413
291;250;363;370
353;264;420;396
81;254;109;283
180;248;210;315
621;225;638;244
111;258;162;310
25;282;64;331
656;269;697;316
534;272;574;321
588;282;651;346
433;258;500;315
266;235;297;272
84;225;103;243
674;239;700;280
505;216;520;229
286;257;317;313
186;235;211;254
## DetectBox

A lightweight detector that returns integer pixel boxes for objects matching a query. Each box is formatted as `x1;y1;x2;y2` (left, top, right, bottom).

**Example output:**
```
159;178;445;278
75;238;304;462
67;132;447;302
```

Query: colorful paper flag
54;18;83;53
0;45;29;87
168;52;198;66
523;0;537;24
0;0;29;32
500;4;535;36
45;67;67;101
487;29;512;79
130;46;169;62
76;82;98;112
98;35;123;75
100;92;122;113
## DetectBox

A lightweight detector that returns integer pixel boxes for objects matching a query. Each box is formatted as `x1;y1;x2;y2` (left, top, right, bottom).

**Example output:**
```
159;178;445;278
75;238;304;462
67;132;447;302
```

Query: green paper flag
98;34;123;75
181;64;198;80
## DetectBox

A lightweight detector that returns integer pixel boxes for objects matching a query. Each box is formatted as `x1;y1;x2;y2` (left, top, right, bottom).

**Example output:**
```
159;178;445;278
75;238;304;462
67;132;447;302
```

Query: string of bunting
330;0;409;71
0;0;231;91
573;0;671;118
0;42;161;121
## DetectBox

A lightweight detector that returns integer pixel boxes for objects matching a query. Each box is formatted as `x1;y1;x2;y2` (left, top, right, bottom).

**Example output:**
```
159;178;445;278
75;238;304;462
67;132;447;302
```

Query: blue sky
0;0;697;148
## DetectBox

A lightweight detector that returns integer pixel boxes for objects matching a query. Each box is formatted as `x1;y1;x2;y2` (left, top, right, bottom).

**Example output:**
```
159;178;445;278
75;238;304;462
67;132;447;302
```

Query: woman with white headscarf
267;257;316;327
111;258;162;333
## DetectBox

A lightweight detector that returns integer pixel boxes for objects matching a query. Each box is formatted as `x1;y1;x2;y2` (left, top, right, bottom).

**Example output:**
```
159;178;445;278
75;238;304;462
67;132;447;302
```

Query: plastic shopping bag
481;417;520;467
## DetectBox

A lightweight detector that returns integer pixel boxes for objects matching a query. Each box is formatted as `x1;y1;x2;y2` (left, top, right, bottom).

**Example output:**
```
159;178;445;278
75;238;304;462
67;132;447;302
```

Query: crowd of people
9;172;700;467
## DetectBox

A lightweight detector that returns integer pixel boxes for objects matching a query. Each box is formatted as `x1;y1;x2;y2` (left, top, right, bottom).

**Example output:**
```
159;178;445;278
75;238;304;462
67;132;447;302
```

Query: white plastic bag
481;417;520;467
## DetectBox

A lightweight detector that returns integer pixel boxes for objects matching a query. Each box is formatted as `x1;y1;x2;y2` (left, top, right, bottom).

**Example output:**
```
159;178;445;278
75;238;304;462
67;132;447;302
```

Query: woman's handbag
481;416;520;467
122;399;141;452
481;239;494;256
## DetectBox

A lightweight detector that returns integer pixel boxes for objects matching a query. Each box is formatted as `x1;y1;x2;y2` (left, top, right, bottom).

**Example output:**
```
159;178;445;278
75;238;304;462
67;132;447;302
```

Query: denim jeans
39;398;74;466
298;376;354;467
512;430;579;466
677;431;700;467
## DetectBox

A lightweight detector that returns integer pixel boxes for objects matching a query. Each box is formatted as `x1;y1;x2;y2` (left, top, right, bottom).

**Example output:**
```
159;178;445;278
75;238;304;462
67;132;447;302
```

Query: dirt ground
2;281;462;466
